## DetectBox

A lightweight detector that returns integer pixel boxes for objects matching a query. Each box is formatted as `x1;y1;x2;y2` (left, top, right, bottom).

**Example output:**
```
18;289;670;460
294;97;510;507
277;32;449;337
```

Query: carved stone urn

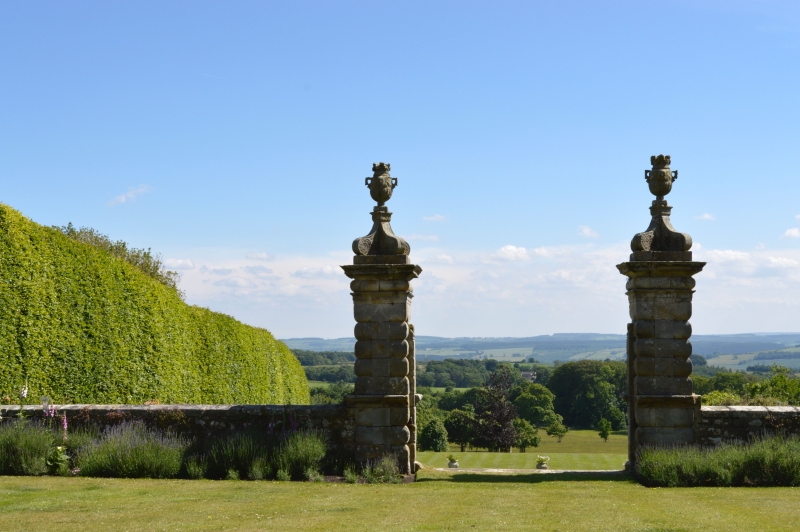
352;163;410;260
366;162;397;207
630;155;692;261
645;154;678;200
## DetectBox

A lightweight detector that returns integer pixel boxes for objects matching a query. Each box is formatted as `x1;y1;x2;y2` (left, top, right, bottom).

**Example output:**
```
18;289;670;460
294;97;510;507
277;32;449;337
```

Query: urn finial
645;154;678;201
352;163;410;261
630;155;693;260
365;162;397;207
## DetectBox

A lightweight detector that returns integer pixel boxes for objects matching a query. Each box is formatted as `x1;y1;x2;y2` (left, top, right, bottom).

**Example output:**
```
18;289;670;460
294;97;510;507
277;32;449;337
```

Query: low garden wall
695;406;800;446
2;404;355;456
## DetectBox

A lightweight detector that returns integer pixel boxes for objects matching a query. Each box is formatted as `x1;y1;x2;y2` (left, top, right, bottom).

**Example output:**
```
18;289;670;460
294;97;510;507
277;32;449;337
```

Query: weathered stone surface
2;404;355;456
342;163;421;473
619;155;705;466
695;406;800;446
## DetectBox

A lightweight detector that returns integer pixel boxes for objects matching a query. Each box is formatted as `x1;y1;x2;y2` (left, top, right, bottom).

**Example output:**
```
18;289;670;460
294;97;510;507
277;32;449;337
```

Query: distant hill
282;333;800;364
0;204;309;405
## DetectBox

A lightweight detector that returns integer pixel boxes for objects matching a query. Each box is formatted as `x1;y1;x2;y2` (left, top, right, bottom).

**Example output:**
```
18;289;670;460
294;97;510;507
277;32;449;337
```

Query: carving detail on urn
352;162;410;258
366;162;397;207
631;155;692;260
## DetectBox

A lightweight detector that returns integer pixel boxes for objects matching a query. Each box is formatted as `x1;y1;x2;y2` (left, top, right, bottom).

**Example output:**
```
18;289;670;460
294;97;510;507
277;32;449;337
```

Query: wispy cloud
107;184;151;206
423;214;447;222
171;241;800;338
408;234;440;241
784;228;800;238
578;225;600;238
695;213;715;221
246;252;274;261
495;245;529;261
164;258;194;270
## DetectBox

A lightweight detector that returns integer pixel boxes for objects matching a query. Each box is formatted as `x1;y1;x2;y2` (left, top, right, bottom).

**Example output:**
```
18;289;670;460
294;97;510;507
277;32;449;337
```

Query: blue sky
1;1;799;338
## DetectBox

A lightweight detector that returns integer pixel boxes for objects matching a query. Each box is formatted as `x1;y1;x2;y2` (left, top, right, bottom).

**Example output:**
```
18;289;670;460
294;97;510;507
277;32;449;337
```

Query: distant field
707;346;800;370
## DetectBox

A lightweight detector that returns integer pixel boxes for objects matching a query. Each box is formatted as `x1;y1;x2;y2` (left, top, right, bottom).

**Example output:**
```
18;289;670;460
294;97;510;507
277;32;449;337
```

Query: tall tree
472;368;518;452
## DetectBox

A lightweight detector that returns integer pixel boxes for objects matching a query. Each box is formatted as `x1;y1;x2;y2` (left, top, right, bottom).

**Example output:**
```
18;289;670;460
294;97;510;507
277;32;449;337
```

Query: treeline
417;359;629;450
291;350;355;366
417;359;552;388
303;366;356;383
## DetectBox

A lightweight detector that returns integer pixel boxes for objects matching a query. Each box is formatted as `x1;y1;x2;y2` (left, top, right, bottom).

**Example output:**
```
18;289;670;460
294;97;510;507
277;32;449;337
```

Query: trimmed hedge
0;204;309;405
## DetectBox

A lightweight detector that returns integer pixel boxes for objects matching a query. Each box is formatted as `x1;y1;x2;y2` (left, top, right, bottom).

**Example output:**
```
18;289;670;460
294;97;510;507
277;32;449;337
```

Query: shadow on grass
418;471;633;484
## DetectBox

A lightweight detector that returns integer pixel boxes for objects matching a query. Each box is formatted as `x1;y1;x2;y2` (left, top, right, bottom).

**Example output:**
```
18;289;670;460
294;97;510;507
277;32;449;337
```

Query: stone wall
1;404;354;455
695;406;800;446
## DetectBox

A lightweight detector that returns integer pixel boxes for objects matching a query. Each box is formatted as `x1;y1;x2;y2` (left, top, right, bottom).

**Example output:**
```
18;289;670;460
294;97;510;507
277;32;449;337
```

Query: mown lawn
2;472;800;531
419;429;628;470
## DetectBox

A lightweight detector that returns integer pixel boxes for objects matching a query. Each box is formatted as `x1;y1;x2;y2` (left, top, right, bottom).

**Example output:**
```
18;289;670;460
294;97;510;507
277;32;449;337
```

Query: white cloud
246;252;274;261
164;258;194;270
408;234;439;241
695;213;715;221
107;184;151;206
243;265;274;277
796;214;800;222
578;225;600;238
784;228;800;238
213;277;254;288
292;265;340;278
423;214;447;222
495;245;529;261
767;257;799;268
169;241;800;338
706;250;751;262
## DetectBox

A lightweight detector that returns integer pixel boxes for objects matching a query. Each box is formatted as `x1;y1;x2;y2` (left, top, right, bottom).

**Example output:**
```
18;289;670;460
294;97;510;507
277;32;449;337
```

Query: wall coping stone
701;406;800;414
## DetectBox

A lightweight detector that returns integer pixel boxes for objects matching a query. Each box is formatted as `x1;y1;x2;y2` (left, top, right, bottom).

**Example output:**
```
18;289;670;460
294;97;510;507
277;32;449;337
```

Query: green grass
418;451;625;470
418;430;628;471
2;473;800;531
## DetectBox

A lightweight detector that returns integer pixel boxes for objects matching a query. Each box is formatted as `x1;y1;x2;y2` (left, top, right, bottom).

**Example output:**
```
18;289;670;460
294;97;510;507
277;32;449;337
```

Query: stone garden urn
447;456;459;468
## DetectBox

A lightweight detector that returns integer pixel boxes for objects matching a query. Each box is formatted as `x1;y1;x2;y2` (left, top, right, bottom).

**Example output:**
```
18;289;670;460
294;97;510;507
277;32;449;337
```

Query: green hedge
0;204;309;405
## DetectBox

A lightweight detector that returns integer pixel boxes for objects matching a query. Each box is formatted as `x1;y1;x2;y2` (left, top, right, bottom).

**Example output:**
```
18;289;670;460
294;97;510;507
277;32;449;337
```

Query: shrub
207;431;272;480
275;430;327;480
343;464;359;484
0;204;309;405
76;422;187;478
363;455;402;484
597;418;612;442
418;418;448;452
636;435;800;487
0;421;55;475
185;455;208;480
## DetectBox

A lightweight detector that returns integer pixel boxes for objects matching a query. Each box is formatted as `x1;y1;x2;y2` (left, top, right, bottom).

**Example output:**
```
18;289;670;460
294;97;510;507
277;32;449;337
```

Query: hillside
283;333;800;364
0;204;309;405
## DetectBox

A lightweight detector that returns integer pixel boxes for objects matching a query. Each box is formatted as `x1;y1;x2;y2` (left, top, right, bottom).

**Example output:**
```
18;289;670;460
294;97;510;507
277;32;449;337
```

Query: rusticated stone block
355;407;391;427
354;377;409;396
636;426;695;445
353;302;411;323
354;340;409;359
635;376;693;395
635;357;692;377
634;338;691;358
636;407;694;428
354;322;408;341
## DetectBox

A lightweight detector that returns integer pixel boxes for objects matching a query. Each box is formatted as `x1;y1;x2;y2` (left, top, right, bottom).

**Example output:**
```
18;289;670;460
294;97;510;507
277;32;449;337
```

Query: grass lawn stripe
2;474;800;531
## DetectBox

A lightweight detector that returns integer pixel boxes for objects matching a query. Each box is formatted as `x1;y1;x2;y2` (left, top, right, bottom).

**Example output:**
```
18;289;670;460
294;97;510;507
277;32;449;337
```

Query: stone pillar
617;155;705;466
342;163;422;474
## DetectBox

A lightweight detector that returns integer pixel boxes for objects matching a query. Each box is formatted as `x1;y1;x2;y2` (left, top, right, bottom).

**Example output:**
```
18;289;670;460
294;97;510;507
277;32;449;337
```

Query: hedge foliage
0;204;309;405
